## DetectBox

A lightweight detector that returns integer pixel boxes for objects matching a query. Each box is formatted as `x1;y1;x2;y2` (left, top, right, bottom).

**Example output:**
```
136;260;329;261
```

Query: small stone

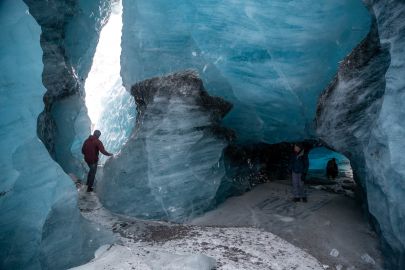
330;249;339;257
361;253;376;265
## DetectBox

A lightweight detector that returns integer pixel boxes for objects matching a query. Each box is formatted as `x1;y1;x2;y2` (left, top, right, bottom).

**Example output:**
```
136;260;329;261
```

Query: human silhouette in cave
326;158;339;180
81;130;113;192
289;144;309;202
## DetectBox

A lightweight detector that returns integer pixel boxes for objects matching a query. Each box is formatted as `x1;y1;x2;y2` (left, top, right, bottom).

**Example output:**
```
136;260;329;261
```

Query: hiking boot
86;187;94;193
293;198;300;202
302;197;308;203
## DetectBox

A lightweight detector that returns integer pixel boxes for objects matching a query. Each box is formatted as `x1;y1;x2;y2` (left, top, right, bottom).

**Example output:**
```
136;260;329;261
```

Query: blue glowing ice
121;0;371;143
0;1;111;269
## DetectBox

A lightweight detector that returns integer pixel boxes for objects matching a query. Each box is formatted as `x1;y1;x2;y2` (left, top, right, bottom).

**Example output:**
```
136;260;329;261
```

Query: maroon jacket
81;135;112;164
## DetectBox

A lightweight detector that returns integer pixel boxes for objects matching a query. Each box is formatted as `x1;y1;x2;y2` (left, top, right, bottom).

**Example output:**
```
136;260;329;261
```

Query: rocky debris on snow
73;187;324;270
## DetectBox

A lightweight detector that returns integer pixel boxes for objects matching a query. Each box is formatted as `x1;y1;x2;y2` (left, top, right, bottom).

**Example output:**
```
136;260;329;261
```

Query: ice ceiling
86;0;371;152
121;0;371;143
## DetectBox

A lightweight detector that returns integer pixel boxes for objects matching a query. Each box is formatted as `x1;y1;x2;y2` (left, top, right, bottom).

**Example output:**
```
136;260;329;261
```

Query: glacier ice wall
98;71;232;221
50;95;92;179
121;0;371;143
366;1;405;267
0;1;111;269
316;1;405;267
26;0;111;179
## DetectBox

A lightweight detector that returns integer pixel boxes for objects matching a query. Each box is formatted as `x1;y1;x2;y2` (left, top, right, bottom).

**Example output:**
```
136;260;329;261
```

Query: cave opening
193;142;384;268
84;0;135;163
221;143;357;199
49;1;384;268
306;146;356;196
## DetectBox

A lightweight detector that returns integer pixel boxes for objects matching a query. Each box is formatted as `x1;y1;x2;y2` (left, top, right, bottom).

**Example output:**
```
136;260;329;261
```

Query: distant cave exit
85;0;123;129
307;147;355;196
84;0;136;161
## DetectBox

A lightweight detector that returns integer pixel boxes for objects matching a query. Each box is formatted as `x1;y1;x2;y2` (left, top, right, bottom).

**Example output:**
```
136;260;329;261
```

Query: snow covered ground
71;185;324;270
191;181;383;270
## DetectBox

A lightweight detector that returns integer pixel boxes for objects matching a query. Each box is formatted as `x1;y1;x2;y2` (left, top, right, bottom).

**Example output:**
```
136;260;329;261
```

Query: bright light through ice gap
85;0;123;131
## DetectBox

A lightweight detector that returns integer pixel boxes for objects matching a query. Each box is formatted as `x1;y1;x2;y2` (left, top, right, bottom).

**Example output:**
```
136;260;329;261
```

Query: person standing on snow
289;144;309;202
81;130;113;192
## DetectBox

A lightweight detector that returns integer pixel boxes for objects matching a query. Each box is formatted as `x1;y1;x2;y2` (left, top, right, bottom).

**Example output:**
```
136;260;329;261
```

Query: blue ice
121;0;371;143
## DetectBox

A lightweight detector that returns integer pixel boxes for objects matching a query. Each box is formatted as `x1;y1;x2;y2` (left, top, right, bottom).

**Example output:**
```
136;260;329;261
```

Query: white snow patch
71;187;324;270
274;214;295;222
147;253;216;270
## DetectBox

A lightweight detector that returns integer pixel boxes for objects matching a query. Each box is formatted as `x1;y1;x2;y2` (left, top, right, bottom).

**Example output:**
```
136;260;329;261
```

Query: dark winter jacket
81;135;112;164
289;151;309;174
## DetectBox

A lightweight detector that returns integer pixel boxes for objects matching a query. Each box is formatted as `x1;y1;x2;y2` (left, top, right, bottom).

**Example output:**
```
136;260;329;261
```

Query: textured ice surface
52;95;92;180
98;71;232;221
56;0;111;177
28;0;111;179
367;1;405;267
121;0;371;143
96;80;136;161
0;1;111;269
317;1;405;267
64;0;111;80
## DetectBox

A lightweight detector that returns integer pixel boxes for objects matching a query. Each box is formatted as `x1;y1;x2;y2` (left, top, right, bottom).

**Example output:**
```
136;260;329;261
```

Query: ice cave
0;0;404;269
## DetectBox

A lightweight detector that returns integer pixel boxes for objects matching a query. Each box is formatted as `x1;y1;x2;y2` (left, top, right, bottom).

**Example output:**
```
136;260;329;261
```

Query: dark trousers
301;172;307;183
86;163;97;189
292;172;306;198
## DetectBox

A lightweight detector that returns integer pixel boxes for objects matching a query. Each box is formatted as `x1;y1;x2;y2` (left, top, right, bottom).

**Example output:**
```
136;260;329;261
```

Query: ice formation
0;1;111;269
316;1;405;267
97;71;232;221
121;0;371;143
1;0;405;269
30;0;111;180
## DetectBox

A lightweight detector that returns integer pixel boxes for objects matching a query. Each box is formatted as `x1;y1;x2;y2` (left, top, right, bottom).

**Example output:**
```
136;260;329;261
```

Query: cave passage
67;0;376;268
84;0;135;161
190;147;382;269
2;0;405;269
307;147;353;184
85;0;123;129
